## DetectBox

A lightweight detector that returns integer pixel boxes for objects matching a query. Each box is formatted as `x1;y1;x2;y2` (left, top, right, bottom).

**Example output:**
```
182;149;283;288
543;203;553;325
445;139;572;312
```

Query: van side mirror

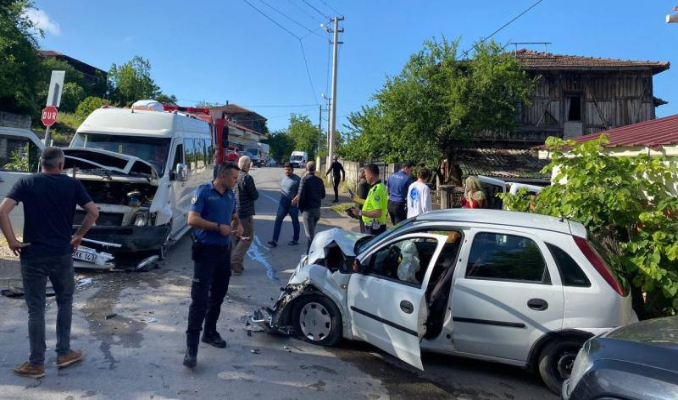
175;163;188;182
352;258;367;274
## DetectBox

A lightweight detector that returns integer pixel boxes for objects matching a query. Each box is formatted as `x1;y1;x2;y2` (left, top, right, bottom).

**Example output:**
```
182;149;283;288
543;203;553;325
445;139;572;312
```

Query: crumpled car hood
306;228;367;265
63;148;157;177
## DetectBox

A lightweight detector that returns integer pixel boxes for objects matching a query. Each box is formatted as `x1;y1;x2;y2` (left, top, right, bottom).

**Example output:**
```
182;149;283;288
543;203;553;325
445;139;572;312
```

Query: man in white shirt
407;167;432;219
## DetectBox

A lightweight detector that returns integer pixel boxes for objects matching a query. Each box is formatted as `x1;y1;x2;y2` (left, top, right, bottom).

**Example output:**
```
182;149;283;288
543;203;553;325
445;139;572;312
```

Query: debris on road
105;313;117;320
148;317;158;323
77;277;94;288
250;349;260;355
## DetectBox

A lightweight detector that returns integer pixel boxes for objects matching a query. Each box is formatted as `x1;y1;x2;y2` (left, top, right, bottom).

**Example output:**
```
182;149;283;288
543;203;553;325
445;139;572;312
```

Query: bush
59;83;87;113
499;135;678;318
75;96;109;120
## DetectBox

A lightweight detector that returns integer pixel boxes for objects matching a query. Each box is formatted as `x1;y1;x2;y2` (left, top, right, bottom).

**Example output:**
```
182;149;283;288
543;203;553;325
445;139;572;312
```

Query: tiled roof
574;114;678;148
456;147;549;180
515;49;670;74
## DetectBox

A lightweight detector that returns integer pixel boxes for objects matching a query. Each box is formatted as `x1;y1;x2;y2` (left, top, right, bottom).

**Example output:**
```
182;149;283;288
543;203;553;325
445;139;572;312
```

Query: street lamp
668;5;678;23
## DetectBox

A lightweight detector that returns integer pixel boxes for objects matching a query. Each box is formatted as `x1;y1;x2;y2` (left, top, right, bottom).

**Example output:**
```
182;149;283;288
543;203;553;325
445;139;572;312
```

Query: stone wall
0;111;31;129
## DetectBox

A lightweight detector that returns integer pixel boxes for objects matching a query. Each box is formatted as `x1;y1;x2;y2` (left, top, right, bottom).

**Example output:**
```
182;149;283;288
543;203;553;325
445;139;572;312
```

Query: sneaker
56;350;83;369
267;240;278;248
288;241;299;246
13;362;45;378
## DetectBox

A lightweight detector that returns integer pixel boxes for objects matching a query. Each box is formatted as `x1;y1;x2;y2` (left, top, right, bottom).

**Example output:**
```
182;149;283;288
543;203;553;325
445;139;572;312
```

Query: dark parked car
562;316;678;400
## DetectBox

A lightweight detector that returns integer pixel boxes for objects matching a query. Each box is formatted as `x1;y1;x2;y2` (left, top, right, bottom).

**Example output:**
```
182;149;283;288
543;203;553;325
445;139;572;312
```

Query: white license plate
73;250;98;264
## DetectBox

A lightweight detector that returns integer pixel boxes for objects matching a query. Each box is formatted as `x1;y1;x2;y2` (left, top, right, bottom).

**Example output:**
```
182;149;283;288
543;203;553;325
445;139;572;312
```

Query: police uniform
362;180;389;235
185;182;236;354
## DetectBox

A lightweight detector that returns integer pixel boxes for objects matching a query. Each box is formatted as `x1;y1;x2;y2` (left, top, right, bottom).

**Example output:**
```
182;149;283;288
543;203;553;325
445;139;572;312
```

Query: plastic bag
396;240;420;283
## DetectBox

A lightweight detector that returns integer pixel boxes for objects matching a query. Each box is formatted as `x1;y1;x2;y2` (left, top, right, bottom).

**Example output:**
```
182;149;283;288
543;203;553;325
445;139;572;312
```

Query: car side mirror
352;258;367;274
175;163;188;182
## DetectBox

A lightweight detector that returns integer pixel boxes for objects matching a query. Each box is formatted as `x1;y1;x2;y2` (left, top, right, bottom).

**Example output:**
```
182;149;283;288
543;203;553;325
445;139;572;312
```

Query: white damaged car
253;209;636;393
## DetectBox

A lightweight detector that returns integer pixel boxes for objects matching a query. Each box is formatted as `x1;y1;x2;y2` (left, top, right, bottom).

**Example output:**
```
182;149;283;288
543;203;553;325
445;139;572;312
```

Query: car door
347;233;447;370
0;128;44;234
450;228;564;362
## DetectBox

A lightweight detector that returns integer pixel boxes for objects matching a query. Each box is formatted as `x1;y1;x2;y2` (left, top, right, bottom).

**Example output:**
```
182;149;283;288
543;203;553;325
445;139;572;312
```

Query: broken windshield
71;133;171;175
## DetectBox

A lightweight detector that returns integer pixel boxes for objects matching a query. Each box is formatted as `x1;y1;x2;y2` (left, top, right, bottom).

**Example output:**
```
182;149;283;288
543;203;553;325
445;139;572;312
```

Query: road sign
41;106;58;127
46;70;65;107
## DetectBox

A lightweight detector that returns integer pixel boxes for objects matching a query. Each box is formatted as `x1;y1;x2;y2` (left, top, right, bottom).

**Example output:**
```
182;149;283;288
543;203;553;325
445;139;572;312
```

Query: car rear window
588;237;628;292
546;243;591;287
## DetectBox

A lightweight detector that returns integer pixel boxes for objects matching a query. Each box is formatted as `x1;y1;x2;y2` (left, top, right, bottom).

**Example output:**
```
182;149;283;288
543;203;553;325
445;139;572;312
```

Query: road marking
246;235;278;281
259;191;279;204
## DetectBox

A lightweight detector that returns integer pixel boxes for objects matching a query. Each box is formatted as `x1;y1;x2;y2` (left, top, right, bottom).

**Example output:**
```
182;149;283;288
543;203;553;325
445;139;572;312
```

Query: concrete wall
0;112;31;129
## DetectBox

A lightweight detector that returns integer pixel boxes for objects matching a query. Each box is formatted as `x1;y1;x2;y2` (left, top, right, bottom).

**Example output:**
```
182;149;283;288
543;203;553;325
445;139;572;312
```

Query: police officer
351;163;388;235
183;162;244;369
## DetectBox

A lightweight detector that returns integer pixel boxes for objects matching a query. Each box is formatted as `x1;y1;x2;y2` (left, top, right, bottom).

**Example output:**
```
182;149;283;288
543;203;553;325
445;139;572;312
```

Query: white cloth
407;181;432;219
396;240;421;283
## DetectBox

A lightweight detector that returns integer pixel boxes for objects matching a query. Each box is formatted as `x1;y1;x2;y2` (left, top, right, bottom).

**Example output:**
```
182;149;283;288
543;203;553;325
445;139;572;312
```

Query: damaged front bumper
250;281;313;336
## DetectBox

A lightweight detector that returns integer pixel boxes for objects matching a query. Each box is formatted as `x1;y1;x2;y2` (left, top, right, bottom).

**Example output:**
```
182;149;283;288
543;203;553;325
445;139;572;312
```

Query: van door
450;229;564;362
347;233;446;370
0;129;44;234
169;141;188;236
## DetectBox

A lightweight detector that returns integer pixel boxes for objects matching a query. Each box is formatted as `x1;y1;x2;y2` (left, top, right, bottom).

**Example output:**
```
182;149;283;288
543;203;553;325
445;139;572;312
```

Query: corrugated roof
456;148;549;180
574;114;678;148
515;49;670;75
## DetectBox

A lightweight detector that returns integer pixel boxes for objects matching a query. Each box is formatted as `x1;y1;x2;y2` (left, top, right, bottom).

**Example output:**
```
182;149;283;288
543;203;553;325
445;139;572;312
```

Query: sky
32;0;678;132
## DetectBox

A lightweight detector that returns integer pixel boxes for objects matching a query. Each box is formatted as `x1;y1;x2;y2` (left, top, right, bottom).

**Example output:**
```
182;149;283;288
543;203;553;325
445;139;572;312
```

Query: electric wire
258;0;325;39
286;0;325;24
302;0;330;20
317;0;342;16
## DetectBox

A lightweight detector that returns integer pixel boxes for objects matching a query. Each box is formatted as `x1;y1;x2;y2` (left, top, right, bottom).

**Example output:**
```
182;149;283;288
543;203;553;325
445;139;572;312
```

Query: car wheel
292;295;342;346
538;338;584;394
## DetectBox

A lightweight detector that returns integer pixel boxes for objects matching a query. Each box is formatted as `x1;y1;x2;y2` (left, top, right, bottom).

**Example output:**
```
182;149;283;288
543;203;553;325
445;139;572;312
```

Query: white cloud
24;9;61;36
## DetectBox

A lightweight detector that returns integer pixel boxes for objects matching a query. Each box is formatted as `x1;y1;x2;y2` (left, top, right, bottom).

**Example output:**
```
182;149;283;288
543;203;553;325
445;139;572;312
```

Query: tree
108;56;160;105
287;113;321;159
155;93;178;105
75;96;110;120
267;130;295;163
0;0;42;114
344;38;535;183
500;135;678;318
195;100;218;108
58;82;86;113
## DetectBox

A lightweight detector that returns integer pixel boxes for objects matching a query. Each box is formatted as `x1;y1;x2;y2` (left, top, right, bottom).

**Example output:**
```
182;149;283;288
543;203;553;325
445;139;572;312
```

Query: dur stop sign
41;106;58;127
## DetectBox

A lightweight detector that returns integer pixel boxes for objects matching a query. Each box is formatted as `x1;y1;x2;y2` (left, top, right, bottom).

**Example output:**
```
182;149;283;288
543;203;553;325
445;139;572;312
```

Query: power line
299;41;319;104
460;0;545;58
317;0;342;16
243;0;300;39
302;0;330;20
286;0;325;24
258;0;325;39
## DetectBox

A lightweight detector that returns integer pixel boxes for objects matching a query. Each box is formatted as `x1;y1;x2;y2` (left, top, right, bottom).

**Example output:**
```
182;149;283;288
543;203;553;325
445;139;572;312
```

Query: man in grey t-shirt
267;163;301;247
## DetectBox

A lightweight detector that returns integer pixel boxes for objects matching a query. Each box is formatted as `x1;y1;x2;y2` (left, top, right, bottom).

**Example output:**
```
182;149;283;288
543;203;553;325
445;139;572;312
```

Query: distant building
450;50;671;184
39;50;107;94
207;104;267;147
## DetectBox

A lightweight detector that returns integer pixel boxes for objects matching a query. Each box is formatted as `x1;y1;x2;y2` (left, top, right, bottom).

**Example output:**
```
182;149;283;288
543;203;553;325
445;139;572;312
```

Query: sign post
41;106;58;146
44;71;65;146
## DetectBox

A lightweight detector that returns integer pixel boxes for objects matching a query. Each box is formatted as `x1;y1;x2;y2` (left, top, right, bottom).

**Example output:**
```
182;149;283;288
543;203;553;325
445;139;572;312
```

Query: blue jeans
186;245;232;348
271;200;300;243
21;253;75;365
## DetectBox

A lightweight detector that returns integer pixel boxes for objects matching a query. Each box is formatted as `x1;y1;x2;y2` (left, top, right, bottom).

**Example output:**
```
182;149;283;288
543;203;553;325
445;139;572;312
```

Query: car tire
538;338;584;394
292;295;342;347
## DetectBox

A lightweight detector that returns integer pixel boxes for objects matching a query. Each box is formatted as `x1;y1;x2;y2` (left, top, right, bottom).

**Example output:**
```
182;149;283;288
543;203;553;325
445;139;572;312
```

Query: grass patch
331;202;355;214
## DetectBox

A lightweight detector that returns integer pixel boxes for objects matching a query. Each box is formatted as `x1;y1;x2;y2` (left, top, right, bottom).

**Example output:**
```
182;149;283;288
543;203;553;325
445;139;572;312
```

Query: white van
0;105;214;270
290;151;308;168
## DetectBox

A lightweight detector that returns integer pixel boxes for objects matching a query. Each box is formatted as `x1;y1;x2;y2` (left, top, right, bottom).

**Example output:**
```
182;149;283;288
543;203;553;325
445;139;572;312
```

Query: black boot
202;331;227;348
183;346;197;369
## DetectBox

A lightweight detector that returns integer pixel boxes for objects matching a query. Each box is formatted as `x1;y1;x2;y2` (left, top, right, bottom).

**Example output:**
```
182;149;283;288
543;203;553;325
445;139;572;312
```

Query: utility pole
318;104;323;155
324;17;344;166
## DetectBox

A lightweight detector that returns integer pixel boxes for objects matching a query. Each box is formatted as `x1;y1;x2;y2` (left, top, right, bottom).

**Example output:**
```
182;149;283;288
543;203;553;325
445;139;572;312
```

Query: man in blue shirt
267;163;300;247
386;162;414;225
183;162;244;369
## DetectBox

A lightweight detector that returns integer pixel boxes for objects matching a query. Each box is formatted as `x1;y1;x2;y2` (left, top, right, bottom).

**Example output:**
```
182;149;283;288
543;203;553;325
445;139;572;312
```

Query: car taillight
574;236;626;296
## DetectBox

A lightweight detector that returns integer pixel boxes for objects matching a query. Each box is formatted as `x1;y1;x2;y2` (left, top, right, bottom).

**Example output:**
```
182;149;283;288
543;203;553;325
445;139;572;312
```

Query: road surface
0;167;556;400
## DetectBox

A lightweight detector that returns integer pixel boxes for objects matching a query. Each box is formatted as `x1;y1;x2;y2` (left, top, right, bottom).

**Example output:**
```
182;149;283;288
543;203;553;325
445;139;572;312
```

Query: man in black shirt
295;161;325;253
325;156;345;203
0;147;99;378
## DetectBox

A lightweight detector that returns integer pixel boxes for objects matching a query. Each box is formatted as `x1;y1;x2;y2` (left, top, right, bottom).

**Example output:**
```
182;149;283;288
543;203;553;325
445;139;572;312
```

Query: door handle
527;298;549;311
400;300;414;314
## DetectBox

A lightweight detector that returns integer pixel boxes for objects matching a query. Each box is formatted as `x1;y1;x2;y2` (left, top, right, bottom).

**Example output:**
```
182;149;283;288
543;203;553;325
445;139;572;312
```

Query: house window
567;95;582;122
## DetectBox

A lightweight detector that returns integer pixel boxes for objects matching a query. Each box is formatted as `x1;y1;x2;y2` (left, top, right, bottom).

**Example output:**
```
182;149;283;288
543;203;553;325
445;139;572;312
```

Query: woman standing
460;176;487;209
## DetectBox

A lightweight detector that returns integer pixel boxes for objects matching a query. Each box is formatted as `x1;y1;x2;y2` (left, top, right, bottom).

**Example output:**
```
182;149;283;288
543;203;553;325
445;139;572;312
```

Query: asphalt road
0;167;556;400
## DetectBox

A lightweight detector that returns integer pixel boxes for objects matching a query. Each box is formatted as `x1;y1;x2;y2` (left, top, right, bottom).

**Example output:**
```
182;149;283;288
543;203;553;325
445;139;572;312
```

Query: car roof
414;209;579;236
77;108;210;138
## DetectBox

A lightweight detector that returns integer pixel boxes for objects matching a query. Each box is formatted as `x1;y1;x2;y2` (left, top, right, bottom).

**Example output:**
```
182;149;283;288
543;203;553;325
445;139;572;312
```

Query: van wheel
292;295;342;347
538;338;584;394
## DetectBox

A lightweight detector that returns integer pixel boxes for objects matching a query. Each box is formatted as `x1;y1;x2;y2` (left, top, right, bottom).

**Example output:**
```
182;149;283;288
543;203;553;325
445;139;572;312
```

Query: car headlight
134;211;149;227
566;344;593;396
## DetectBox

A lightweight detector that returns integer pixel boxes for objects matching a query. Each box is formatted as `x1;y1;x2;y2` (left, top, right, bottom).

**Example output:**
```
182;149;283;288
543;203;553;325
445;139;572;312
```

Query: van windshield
291;155;303;161
71;133;171;175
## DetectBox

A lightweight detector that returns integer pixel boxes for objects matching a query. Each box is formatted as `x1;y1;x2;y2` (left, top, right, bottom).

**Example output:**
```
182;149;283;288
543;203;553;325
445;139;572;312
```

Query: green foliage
58;82;86;113
287;114;321;159
268;130;295;162
343;37;534;177
0;0;43;114
108;56;160;105
4;145;30;171
195;100;218;108
155;93;178;105
500;135;678;317
75;96;109;120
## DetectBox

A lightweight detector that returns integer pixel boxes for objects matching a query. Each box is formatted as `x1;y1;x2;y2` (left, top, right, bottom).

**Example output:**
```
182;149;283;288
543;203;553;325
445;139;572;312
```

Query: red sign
41;106;58;127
